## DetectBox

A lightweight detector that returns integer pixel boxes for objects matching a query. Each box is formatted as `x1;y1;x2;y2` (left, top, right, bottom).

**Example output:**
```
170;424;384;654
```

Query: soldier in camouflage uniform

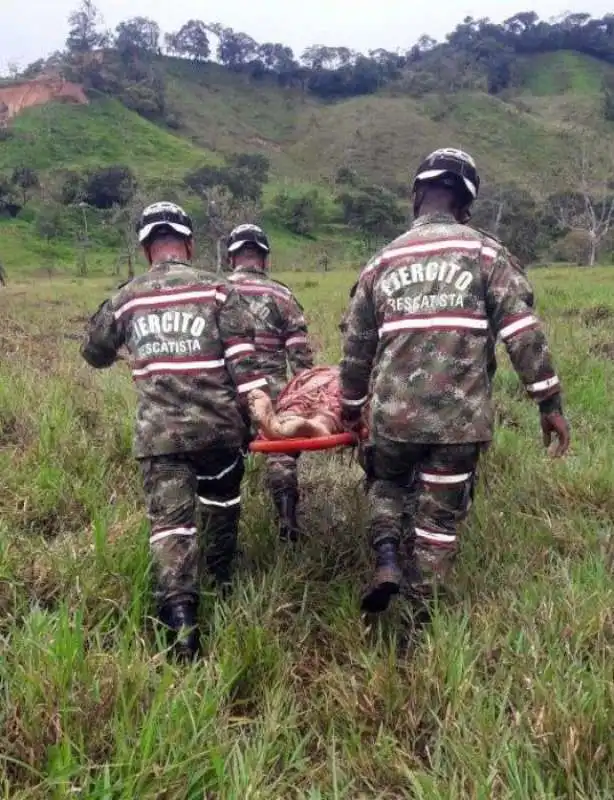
226;224;314;541
81;202;271;659
339;148;570;614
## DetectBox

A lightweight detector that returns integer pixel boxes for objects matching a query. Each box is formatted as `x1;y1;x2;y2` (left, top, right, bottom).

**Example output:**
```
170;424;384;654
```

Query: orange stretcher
248;431;364;454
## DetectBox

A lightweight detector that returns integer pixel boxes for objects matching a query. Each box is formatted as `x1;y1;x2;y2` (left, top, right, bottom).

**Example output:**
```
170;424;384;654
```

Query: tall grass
1;268;613;797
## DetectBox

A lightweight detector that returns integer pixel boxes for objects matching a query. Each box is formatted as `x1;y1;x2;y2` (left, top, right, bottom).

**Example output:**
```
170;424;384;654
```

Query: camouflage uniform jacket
228;266;314;397
81;259;269;458
340;212;562;444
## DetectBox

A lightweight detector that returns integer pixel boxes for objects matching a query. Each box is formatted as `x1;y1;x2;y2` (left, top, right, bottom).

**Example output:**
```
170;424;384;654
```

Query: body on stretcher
247;366;367;453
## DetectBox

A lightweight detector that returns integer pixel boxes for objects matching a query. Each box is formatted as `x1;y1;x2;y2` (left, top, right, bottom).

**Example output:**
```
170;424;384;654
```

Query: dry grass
1;268;614;798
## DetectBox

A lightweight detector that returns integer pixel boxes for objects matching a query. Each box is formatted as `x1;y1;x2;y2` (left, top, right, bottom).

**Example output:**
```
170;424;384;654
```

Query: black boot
159;602;199;662
207;551;235;598
275;491;300;542
203;507;240;593
361;539;403;614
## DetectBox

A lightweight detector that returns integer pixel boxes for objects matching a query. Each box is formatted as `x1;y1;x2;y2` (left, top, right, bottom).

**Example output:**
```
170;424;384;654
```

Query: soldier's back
112;260;247;458
228;269;294;312
228;268;295;390
359;215;501;444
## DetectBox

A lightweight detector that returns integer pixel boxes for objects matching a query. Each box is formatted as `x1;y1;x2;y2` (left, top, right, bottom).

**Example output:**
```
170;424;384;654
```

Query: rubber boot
361;539;403;614
203;507;240;594
275;491;300;542
159;602;199;662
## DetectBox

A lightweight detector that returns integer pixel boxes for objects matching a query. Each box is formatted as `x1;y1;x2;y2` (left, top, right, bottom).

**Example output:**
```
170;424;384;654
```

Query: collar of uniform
150;258;187;271
233;265;266;276
412;212;457;228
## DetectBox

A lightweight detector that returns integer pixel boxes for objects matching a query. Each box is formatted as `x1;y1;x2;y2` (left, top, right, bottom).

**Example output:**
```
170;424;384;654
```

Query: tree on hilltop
114;17;161;58
208;25;259;69
165;20;210;61
66;0;108;54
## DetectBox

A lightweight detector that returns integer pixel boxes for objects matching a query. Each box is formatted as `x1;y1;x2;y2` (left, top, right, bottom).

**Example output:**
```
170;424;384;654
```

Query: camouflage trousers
265;453;299;501
361;438;485;585
140;447;245;609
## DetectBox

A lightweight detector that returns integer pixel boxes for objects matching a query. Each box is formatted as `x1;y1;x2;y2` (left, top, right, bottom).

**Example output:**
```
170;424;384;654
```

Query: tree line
15;3;614;109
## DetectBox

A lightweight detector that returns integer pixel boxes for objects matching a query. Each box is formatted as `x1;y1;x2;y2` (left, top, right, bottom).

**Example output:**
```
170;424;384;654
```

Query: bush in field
337;183;406;248
60;166;137;209
272;188;325;236
83;166;137;209
185;153;270;205
35;203;66;242
11;166;40;204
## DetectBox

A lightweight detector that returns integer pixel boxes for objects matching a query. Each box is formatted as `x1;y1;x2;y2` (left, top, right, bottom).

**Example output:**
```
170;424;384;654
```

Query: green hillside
1;49;613;273
5;51;610;189
0;98;216;182
164;50;614;192
517;50;612;95
163;58;316;178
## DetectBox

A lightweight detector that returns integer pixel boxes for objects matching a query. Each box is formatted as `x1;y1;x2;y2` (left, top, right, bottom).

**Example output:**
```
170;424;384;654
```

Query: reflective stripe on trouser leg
196;451;245;579
265;452;299;499
140;457;200;608
413;444;481;582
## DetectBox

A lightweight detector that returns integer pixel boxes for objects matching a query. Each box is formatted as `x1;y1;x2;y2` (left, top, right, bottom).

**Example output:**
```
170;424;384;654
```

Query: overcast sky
1;0;613;73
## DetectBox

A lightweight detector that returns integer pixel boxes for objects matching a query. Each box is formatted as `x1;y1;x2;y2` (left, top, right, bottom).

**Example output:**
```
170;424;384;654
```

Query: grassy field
0;220;361;280
1;265;613;797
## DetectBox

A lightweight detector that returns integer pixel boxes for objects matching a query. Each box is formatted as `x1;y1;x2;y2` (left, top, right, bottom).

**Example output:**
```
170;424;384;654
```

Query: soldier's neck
150;255;189;269
414;208;458;226
149;244;189;268
234;260;266;273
